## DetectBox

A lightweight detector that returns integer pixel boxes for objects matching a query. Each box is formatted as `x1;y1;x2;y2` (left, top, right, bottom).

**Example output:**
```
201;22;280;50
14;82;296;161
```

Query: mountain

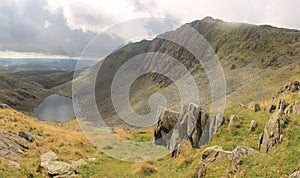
70;17;300;126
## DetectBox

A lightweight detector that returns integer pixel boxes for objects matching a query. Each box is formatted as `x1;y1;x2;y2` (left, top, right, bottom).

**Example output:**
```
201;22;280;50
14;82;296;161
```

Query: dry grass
133;162;157;176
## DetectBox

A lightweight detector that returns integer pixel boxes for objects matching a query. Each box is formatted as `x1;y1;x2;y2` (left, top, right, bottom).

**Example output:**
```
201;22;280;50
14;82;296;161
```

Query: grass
0;91;299;177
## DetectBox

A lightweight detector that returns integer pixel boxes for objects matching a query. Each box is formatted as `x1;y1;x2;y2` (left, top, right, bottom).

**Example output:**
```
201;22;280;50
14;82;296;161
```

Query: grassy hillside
0;89;299;177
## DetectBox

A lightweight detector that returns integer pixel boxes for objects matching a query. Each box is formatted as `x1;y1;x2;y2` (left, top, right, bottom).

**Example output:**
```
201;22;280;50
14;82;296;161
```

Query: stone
289;171;300;178
249;120;257;131
239;103;247;108
0;131;30;161
0;119;4;125
231;146;257;170
200;146;232;165
153;107;180;146
199;113;224;146
88;158;97;162
7;160;20;168
0;104;10;109
254;103;261;112
196;163;206;178
40;151;75;178
276;99;289;113
19;130;34;142
258;112;282;153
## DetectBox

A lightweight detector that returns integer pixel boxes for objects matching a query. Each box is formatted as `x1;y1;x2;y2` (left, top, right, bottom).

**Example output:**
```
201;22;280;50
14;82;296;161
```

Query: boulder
289;171;300;178
0;131;30;161
276;99;289;113
0;104;10;109
278;80;300;94
40;151;75;178
231;146;257;170
0;119;4;125
199;113;224;146
254;103;261;112
249;120;257;131
153;107;179;146
258;112;282;153
200;146;232;165
19;130;34;142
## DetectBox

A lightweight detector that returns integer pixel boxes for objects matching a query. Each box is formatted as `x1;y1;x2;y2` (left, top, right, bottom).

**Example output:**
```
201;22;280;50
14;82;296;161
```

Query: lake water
34;94;79;122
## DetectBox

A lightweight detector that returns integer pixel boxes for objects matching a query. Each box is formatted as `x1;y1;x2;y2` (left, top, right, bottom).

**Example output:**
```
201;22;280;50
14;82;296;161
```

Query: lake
34;94;79;122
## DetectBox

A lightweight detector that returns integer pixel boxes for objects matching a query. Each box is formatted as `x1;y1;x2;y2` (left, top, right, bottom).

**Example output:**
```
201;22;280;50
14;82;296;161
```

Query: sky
1;0;300;59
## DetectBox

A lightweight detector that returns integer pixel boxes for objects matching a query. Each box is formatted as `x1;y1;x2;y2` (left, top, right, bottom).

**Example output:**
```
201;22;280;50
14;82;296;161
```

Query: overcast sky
1;0;300;59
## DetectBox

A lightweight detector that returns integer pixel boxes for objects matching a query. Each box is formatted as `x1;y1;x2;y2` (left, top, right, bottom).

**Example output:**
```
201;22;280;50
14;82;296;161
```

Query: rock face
19;130;34;142
40;151;75;178
258;112;282;153
0;131;30;161
249;120;257;131
289;171;300;178
154;103;223;156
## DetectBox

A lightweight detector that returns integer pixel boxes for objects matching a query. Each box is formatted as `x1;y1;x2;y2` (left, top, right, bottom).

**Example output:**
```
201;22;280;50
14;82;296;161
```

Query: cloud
0;0;300;58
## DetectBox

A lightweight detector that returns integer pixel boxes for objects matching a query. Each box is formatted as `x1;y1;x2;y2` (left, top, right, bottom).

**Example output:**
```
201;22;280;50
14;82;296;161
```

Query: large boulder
258;112;282;153
0;131;30;161
200;146;232;165
40;151;75;178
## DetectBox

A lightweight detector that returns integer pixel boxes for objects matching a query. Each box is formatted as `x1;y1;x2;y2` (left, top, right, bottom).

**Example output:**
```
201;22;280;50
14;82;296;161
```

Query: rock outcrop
196;145;257;177
40;151;75;178
0;131;30;161
258;112;282;153
154;103;223;156
228;115;238;127
254;103;261;112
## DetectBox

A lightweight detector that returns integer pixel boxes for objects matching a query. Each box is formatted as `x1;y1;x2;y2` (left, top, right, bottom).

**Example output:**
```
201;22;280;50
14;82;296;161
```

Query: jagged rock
276;99;289;113
228;115;238;127
154;103;223;157
7;160;20;168
40;151;75;178
289;171;300;178
254;103;261;112
0;104;10;109
258;112;282;153
293;101;300;115
19;130;34;142
153;107;180;146
249;120;257;131
0;131;30;161
199;113;224;146
232;146;257;170
71;159;87;169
